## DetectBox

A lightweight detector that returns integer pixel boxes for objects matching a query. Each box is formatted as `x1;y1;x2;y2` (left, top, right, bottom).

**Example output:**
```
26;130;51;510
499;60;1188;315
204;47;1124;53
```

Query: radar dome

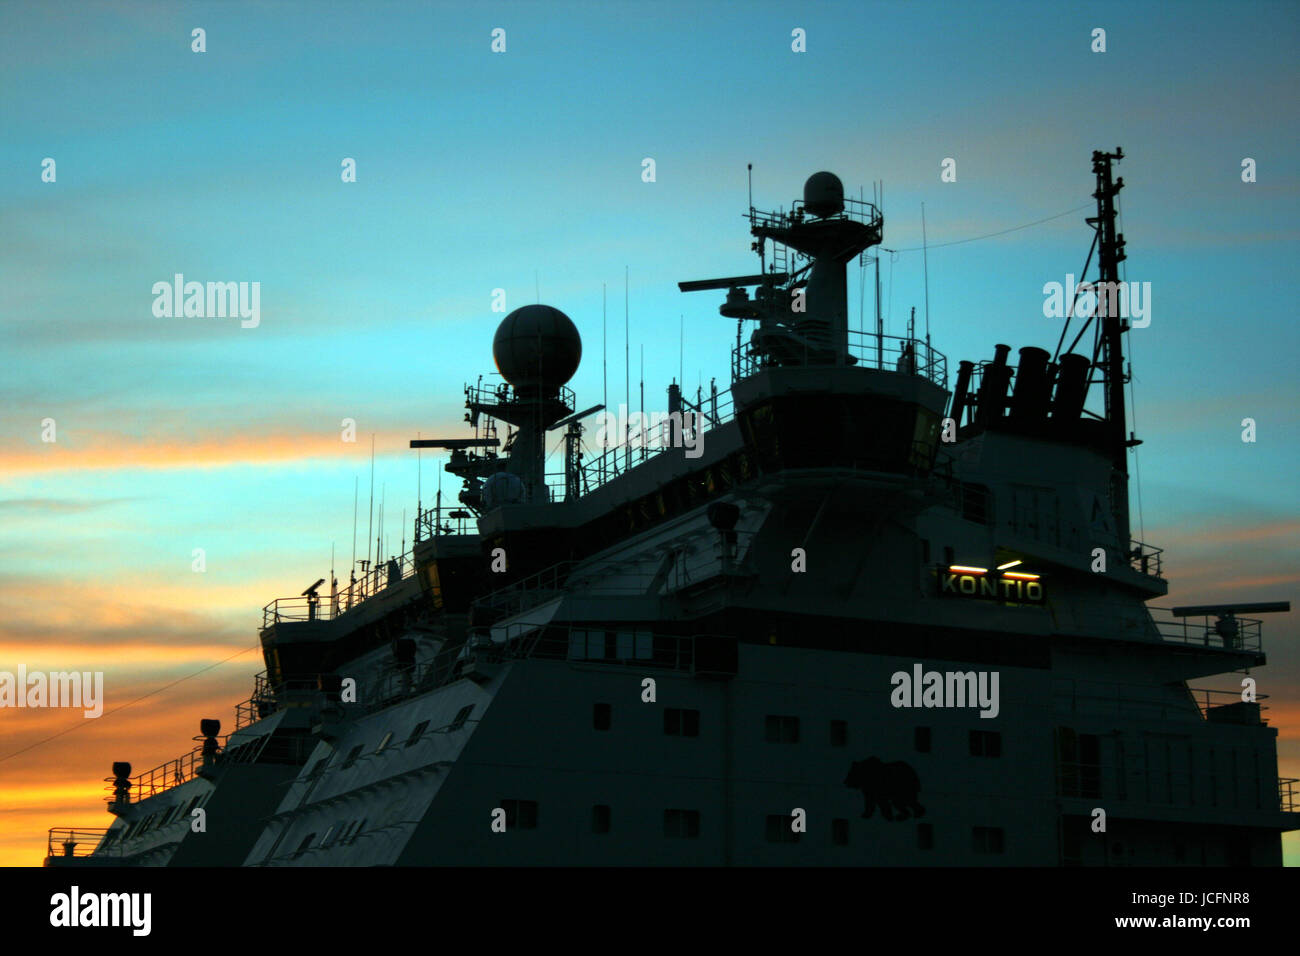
804;171;845;218
492;305;582;390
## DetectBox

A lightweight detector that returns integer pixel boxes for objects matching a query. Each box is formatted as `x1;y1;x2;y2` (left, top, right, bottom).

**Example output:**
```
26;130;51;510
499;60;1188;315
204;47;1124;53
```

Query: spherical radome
492;305;582;389
804;171;845;218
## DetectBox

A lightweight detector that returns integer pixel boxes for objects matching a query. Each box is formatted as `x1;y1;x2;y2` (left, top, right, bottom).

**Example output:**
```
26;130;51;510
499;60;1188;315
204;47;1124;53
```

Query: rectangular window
970;730;1001;758
593;702;611;731
406;720;430;747
664;809;700;838
973;826;1004;854
764;715;800;743
375;731;394;754
306;755;331;779
293;833;317;859
915;727;932;753
501;799;538;830
765;814;801;843
341;744;365;769
592;805;611;834
918;823;934;850
832;818;849;846
665;708;700;737
830;720;848;747
449;705;474;731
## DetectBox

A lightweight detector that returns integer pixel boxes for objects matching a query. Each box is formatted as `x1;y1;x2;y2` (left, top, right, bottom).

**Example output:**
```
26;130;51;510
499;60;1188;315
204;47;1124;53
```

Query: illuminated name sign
938;564;1045;606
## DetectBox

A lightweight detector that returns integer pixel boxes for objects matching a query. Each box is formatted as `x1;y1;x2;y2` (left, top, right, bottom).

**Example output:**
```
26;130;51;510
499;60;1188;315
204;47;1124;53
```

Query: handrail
733;329;947;389
262;550;418;627
47;827;111;859
105;738;229;805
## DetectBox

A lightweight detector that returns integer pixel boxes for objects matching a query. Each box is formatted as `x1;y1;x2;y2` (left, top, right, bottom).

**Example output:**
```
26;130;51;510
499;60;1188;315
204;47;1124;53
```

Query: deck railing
46;828;112;859
262;551;418;627
105;739;228;806
732;329;947;389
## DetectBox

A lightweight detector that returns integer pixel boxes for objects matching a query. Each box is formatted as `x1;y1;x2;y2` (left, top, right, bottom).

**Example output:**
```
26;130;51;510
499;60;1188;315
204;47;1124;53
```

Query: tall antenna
625;265;630;469
350;476;358;574
602;283;607;446
747;163;753;211
639;344;645;462
366;435;375;572
415;431;421;540
921;202;931;347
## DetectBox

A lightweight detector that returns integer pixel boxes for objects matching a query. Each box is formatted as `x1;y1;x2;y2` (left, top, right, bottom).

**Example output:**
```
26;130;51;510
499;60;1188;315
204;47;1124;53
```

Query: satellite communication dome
803;171;845;218
492;305;582;390
482;470;527;509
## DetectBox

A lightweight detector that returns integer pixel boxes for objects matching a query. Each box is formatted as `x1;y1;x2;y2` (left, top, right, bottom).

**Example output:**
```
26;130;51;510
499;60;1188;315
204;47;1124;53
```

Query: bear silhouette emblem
843;757;925;821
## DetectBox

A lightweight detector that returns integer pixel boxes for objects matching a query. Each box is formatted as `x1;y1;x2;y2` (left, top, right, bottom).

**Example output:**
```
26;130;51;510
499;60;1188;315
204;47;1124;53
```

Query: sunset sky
1;0;1297;866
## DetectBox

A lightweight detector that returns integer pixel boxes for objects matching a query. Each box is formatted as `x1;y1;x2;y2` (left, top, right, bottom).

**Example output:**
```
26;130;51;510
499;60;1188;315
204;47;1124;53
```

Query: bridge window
406;720;430;747
973;826;1004;854
765;814;801;843
664;708;699;737
970;730;1001;757
832;819;849;846
664;809;700;838
830;720;848;747
341;744;364;769
450;705;474;730
765;715;800;743
501;799;538;830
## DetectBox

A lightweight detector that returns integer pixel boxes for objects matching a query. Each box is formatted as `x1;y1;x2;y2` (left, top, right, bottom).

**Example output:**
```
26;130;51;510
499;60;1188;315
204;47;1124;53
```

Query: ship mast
1089;148;1131;545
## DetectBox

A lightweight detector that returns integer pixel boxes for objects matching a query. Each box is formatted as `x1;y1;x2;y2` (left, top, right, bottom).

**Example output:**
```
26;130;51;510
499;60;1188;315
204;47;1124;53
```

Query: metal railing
262;551;418;627
567;385;738;502
1053;678;1269;723
475;531;757;620
106;739;228;805
1128;539;1163;578
47;828;111;859
1147;606;1263;653
1281;778;1299;812
732;329;947;389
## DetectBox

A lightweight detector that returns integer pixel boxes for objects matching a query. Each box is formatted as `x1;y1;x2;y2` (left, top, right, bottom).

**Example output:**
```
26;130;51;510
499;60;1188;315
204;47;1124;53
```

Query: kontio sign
937;563;1044;606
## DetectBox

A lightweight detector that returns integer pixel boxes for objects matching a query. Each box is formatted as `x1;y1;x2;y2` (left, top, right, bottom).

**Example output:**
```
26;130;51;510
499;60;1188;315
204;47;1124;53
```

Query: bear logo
843;757;925;821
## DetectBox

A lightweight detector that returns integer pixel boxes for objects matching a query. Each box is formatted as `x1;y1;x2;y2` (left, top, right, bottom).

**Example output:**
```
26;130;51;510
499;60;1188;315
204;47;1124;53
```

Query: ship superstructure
46;151;1297;867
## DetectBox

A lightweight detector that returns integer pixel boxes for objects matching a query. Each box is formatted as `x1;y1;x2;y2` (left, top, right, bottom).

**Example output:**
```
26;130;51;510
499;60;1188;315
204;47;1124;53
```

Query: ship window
832;819;849;846
349;819;368;843
970;730;1001;758
306;755;331;780
765;814;801;843
450;705;474;730
830;720;848;747
501;799;538;830
319;825;336;847
406;720;430;747
915;727;932;753
592;805;611;834
765;715;800;743
973;826;1004;854
375;731;394;754
593;703;611;731
342;744;364;769
293;833;317;858
664;708;700;737
918;823;934;850
664;809;700;838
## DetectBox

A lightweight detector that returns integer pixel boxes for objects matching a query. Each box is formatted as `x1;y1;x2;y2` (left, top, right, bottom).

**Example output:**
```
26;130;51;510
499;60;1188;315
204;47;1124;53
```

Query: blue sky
1;0;1298;863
